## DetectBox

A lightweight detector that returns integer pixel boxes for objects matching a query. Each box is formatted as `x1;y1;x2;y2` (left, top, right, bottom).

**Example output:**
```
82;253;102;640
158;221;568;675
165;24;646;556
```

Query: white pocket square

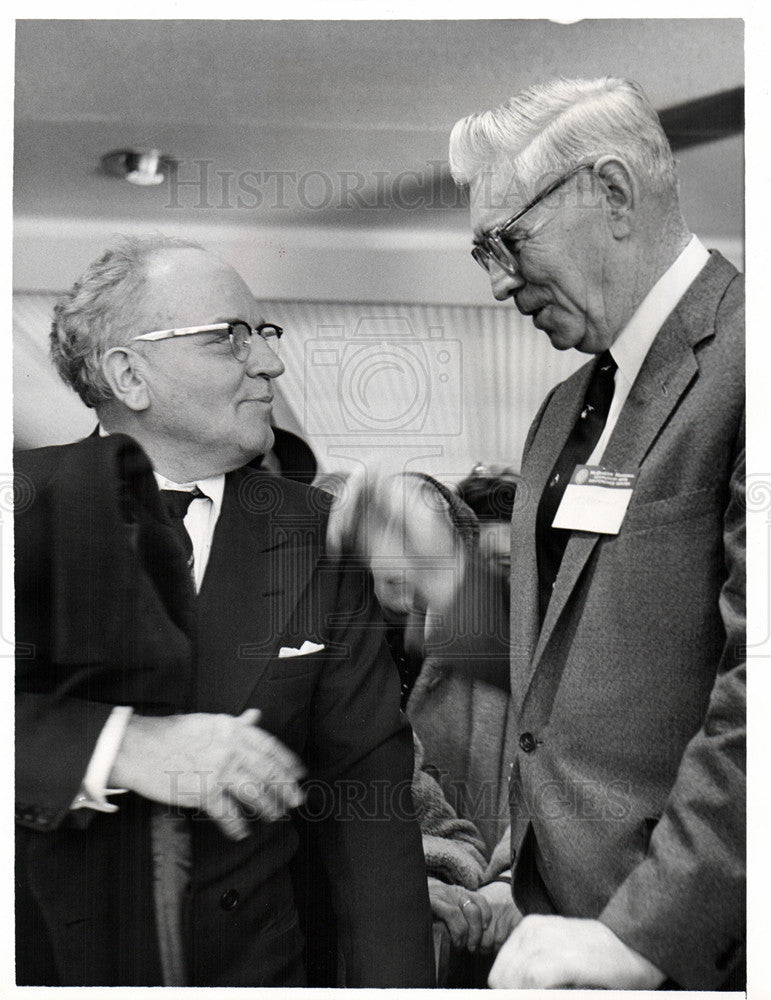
278;640;325;658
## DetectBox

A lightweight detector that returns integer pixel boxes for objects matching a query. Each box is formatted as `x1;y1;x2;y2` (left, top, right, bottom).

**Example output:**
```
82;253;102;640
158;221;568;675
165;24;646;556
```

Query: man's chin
543;321;592;354
244;427;275;461
533;309;575;351
259;426;275;455
544;327;579;352
221;430;275;474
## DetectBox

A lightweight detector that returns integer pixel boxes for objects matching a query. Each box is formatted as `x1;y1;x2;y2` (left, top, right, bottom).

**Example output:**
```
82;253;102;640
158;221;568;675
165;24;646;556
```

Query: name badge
552;465;637;535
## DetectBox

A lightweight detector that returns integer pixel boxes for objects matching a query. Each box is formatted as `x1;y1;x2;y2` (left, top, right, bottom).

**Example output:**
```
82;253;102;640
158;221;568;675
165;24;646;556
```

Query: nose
488;257;525;302
244;334;285;379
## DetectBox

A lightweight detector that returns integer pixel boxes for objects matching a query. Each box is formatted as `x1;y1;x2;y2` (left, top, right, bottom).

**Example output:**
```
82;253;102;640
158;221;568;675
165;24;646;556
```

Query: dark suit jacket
15;433;434;987
507;251;745;989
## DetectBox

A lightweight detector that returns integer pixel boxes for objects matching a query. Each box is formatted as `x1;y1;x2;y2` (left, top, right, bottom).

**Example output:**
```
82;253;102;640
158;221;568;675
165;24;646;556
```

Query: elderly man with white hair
447;77;745;990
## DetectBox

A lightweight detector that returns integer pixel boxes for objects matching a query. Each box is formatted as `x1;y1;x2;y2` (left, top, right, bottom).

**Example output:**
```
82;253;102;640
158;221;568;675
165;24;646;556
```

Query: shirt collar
97;426;226;515
610;235;710;387
153;471;225;513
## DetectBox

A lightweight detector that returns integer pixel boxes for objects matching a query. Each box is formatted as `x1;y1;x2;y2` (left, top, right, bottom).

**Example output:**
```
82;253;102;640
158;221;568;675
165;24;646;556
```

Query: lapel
513;251;737;708
509;362;594;706
80;428;196;630
30;434;196;711
52;433;197;645
118;436;198;637
194;470;321;713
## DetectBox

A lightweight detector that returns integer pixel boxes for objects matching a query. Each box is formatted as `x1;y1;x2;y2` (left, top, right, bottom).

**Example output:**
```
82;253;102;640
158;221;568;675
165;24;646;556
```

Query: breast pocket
621;486;722;536
266;647;327;681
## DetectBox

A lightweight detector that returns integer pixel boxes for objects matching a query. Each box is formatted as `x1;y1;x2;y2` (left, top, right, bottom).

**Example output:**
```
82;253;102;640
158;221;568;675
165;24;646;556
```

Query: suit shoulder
15;434;152;492
716;271;744;338
698;270;744;386
15;440;84;487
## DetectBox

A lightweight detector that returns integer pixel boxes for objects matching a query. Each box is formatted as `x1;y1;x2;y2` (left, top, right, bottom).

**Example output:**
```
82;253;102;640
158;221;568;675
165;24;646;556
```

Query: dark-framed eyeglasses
471;162;596;276
130;320;283;363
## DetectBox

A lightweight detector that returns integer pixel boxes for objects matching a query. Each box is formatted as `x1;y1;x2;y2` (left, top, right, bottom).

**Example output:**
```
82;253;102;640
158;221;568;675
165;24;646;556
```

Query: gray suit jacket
507;251;745;989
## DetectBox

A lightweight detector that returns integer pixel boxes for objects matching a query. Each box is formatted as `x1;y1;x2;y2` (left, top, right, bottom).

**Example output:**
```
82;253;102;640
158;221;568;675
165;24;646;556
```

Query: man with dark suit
15;235;435;987
448;77;745;989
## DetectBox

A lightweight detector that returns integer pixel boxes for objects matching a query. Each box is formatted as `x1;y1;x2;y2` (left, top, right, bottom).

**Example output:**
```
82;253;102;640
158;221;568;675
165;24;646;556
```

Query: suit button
220;889;240;911
519;732;537;753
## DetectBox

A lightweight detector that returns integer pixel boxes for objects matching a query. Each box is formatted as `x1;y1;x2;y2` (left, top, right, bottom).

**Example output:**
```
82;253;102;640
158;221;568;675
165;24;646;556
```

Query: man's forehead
143;247;257;316
146;246;229;284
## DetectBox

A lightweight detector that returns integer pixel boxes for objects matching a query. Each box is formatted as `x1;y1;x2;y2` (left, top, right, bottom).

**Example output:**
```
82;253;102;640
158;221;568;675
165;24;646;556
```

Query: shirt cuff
70;705;133;812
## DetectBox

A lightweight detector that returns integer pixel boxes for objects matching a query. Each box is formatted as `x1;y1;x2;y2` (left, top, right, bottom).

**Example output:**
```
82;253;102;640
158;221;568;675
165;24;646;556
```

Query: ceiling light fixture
99;148;176;186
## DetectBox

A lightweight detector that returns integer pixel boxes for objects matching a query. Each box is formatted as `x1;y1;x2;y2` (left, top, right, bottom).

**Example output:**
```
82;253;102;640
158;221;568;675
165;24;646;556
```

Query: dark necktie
536;350;617;624
159;488;204;575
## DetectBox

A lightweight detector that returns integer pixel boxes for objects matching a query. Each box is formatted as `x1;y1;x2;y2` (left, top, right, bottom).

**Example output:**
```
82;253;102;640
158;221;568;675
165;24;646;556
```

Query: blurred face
470;163;619;354
370;476;459;619
373;567;419;621
478;521;511;581
131;248;284;475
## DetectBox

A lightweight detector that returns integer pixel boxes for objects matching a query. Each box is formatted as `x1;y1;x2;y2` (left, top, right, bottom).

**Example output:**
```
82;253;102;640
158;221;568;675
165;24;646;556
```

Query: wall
14;291;584;483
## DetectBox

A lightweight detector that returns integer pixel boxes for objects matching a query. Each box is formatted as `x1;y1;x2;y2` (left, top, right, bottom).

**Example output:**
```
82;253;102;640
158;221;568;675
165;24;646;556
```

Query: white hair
449;77;678;203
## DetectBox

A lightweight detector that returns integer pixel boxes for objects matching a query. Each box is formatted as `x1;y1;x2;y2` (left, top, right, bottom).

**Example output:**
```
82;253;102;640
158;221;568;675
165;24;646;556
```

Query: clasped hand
110;708;306;840
488;914;665;989
428;877;521;954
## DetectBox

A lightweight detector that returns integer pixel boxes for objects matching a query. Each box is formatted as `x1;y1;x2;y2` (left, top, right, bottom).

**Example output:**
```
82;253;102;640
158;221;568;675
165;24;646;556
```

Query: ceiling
14;18;744;239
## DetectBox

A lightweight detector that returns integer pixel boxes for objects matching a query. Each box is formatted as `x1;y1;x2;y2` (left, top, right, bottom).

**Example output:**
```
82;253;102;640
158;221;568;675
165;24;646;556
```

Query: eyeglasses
471;162;595;276
130;320;283;363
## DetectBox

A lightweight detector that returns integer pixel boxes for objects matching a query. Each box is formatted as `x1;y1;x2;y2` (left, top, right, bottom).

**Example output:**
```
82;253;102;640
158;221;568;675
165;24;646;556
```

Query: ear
593;155;636;238
102;346;150;411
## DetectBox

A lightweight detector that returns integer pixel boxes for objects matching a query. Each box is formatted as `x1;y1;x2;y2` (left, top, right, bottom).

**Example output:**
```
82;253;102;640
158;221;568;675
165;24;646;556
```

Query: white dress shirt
588;235;710;466
153;472;226;592
71;466;226;812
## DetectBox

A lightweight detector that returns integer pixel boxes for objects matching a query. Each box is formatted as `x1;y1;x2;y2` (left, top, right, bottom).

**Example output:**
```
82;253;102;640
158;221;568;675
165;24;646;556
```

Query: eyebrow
202;317;252;331
472;215;527;247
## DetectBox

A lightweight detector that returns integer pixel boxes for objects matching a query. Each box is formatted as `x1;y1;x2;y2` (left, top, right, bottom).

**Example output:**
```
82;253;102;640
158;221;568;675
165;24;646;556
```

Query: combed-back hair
50;233;205;408
449;77;678;205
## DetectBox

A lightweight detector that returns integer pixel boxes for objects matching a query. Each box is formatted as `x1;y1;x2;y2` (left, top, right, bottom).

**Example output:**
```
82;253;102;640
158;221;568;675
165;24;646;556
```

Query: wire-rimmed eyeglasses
471;162;596;276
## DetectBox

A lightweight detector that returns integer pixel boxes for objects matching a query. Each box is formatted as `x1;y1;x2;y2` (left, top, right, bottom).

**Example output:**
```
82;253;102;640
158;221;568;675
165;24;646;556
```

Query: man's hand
488;915;666;989
110;708;305;840
476;880;523;954
427;876;492;952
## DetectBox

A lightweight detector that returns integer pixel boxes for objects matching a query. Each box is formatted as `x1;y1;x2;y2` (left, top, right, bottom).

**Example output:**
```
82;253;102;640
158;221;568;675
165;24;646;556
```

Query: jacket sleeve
15;436;194;830
14;446;111;829
306;555;435;987
412;734;488;889
599;418;746;989
15;692;116;829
